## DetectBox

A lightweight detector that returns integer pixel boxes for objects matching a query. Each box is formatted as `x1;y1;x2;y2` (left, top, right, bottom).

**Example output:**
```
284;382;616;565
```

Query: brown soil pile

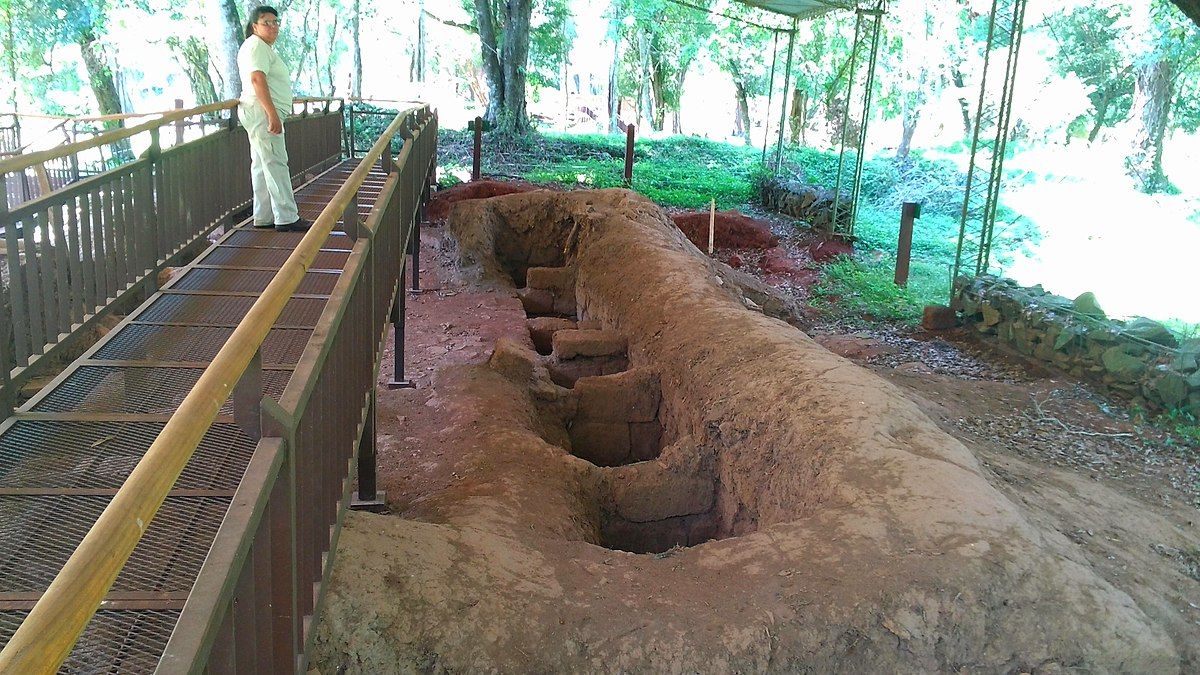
671;210;779;250
808;237;854;262
314;189;1183;673
426;179;541;222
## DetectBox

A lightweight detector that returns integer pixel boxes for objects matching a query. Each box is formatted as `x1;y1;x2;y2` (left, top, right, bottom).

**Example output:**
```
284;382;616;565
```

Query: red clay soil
671;210;779;250
808;238;854;262
426;180;542;222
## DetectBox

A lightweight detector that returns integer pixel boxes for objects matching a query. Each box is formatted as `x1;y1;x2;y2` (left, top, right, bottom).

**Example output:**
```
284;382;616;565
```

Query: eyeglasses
257;19;281;27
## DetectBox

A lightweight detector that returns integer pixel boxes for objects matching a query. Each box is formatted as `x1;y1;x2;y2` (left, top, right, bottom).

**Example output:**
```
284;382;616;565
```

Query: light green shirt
237;35;294;113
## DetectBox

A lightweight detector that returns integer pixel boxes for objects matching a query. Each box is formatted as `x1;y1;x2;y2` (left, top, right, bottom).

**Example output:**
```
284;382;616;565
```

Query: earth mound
314;188;1180;673
671;209;779;250
427;179;542;222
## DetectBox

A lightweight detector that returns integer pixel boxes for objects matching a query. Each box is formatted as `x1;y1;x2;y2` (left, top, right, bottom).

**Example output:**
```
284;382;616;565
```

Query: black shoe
252;221;275;229
275;217;312;232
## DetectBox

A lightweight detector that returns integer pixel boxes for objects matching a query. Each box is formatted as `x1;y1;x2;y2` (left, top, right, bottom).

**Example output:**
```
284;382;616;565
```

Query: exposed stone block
611;465;714;522
517;287;555;315
570;421;631;466
553;329;627;359
527;317;576;354
488;338;536;382
574;369;661;423
526;266;576;293
921;305;957;331
547;356;630;389
629;421;663;461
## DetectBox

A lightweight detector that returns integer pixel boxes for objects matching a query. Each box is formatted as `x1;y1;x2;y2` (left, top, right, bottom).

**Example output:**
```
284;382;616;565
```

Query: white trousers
240;102;299;226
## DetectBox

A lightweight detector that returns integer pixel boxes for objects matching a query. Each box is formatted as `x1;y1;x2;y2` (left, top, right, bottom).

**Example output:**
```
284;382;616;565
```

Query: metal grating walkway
0;159;387;672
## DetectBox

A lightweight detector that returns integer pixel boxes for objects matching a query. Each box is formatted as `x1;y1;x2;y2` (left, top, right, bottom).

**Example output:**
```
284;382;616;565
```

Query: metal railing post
0;179;13;416
232;348;264;441
147;126;162;264
174;99;185;146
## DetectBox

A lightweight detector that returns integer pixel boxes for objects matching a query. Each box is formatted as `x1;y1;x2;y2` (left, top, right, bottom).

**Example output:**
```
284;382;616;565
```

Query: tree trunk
671;68;687;134
414;0;427;83
474;0;504;125
351;0;362;97
607;25;620;133
169;37;220;107
1087;86;1115;143
789;88;807;144
206;0;242;99
325;15;339;96
1125;57;1174;193
77;28;123;122
897;109;920;161
636;28;652;130
952;67;972;139
498;0;532;134
650;61;666;132
4;2;17;110
732;75;751;145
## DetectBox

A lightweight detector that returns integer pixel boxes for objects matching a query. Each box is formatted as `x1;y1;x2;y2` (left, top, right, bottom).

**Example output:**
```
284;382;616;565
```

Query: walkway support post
624;124;635;187
352;390;386;511
471;116;482;181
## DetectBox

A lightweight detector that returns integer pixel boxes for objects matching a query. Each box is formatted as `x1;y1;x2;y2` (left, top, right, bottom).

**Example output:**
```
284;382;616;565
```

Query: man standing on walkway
238;6;310;232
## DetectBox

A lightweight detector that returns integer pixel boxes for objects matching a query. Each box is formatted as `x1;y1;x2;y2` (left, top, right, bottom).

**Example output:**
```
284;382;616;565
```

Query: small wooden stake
708;198;716;254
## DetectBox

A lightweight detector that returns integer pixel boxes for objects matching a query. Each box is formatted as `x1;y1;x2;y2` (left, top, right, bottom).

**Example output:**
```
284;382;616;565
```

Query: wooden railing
0;99;344;417
0;104;437;673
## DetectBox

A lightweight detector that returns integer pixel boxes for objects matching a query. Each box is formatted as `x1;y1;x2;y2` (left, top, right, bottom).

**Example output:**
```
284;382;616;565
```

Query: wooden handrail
0;104;427;674
0;100;237;175
6;98;343;124
0;98;346;176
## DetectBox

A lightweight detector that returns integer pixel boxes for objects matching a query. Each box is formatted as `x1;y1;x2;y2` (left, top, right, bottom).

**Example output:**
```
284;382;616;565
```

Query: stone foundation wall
954;275;1200;415
758;177;852;232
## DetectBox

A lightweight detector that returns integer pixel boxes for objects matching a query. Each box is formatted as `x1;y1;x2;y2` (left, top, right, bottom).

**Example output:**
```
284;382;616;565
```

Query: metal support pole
848;7;884;233
623;124;636;187
471;116;482;181
761;29;781;165
953;0;1028;288
895;202;920;287
349;108;357;157
351;389;386;511
772;18;798;172
832;11;865;232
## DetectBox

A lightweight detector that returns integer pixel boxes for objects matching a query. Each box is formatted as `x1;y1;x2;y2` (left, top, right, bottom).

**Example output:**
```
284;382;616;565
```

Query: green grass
811;255;928;324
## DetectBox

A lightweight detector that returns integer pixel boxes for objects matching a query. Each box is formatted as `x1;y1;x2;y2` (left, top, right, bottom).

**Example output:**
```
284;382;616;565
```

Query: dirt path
812;325;1200;649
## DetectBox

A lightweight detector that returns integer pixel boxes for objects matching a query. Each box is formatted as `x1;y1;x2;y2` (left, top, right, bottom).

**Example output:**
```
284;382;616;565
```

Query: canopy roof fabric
736;0;856;20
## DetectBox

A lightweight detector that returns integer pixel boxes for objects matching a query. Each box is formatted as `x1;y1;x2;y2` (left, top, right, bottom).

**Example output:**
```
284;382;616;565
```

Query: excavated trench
313;188;1184;672
511;261;729;553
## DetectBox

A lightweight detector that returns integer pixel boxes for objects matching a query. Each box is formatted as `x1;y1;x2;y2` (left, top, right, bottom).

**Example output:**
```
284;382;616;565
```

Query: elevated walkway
0;102;437;672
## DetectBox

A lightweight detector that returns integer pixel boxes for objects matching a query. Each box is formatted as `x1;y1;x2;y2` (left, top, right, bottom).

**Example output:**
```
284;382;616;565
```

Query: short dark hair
244;6;279;39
